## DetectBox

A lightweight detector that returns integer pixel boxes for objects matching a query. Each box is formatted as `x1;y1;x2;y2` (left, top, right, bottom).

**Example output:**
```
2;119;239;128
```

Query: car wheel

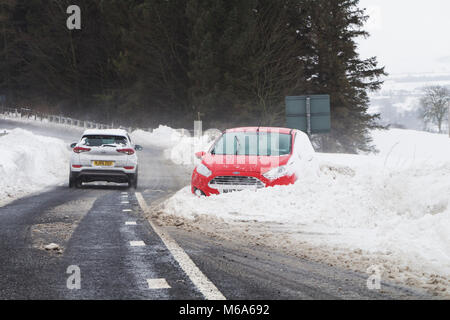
69;172;75;188
133;174;138;189
128;175;138;189
75;178;82;189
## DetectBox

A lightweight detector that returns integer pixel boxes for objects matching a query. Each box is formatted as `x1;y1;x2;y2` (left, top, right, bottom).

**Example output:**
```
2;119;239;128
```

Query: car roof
225;127;293;134
82;129;129;137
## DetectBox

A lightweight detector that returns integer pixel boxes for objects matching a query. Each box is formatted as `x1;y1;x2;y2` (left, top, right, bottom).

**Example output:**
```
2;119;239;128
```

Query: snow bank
131;125;185;149
0;128;70;206
1;113;84;134
161;129;450;291
131;125;221;167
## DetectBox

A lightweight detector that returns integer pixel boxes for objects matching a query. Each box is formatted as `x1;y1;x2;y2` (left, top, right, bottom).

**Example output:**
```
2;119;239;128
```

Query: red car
191;127;316;196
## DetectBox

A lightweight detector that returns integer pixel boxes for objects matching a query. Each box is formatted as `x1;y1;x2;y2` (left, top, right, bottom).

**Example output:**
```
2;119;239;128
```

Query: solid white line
125;221;137;225
147;278;171;289
135;192;226;300
130;241;145;247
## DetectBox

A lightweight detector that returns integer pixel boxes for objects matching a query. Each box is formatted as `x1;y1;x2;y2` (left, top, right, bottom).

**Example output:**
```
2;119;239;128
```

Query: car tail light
72;165;82;168
117;148;135;155
73;147;91;154
124;166;135;170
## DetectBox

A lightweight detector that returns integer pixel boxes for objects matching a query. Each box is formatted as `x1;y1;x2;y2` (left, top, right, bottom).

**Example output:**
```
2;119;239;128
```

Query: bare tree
420;86;450;133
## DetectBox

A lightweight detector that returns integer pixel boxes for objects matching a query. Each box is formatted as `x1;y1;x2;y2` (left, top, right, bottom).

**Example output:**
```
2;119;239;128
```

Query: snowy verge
131;125;221;167
0;128;70;207
1;113;84;134
157;129;450;296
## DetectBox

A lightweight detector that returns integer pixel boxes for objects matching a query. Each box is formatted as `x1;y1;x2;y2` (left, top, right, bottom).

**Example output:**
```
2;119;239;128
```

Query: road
0;118;431;299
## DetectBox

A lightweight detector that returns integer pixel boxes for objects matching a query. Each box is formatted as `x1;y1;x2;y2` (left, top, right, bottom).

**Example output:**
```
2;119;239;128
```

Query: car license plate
222;189;240;194
93;161;114;167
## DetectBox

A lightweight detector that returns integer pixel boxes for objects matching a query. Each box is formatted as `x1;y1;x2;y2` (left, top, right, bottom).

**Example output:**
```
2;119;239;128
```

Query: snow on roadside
1;113;84;134
0;128;70;207
131;125;185;149
158;128;450;294
131;125;220;167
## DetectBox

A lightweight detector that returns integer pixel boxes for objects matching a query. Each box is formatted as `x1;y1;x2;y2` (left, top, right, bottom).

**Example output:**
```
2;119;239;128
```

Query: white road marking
147;278;171;289
121;192;128;195
121;201;130;204
123;209;132;212
130;241;145;247
135;192;226;300
125;221;137;225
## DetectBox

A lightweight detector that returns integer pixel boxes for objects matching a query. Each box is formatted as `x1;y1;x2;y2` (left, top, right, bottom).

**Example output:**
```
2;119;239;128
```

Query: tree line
0;0;386;152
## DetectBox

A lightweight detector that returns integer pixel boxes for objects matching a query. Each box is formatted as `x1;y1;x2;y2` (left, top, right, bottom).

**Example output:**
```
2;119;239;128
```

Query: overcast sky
357;0;450;76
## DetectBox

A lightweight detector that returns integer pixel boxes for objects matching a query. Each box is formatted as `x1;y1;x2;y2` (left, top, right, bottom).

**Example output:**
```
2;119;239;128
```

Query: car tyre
69;172;76;188
75;178;82;189
133;175;138;189
128;173;138;189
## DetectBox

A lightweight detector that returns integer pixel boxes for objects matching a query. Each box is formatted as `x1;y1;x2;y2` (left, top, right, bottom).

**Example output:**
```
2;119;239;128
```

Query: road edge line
135;192;226;300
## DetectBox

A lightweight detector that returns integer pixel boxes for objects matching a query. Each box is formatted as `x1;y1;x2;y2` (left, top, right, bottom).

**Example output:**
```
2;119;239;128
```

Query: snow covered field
157;128;450;295
0;128;70;207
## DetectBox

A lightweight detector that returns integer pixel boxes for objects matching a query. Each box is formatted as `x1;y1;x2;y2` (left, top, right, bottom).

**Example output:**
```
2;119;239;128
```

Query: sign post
306;97;311;136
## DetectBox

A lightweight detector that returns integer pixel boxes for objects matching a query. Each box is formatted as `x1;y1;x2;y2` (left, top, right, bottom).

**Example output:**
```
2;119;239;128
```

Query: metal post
306;96;312;137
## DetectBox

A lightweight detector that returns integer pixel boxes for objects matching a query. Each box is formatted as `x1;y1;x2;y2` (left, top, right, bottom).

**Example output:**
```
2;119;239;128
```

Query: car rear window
81;135;128;147
211;132;292;156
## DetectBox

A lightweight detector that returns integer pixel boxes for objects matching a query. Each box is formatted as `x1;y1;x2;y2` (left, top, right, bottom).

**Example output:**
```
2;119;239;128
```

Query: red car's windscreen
211;132;292;156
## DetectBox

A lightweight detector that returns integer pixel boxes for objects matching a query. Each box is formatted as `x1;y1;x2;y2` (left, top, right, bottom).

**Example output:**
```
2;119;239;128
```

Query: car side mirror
135;145;143;151
195;151;206;159
70;143;77;149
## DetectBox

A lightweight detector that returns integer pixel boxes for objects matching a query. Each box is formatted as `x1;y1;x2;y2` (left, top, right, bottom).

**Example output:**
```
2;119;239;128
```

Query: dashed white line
121;201;130;204
135;192;226;300
125;221;137;225
147;278;171;289
130;241;145;247
123;209;132;212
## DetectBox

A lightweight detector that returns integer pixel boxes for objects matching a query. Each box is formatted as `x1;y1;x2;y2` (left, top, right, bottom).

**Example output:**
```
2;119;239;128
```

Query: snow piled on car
159;128;450;294
0;128;70;206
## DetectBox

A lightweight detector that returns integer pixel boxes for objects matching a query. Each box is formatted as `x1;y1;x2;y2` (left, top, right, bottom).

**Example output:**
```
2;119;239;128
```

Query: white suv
69;129;143;189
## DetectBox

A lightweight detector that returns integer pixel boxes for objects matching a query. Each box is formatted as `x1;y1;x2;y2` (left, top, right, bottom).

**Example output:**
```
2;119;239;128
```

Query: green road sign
286;95;331;134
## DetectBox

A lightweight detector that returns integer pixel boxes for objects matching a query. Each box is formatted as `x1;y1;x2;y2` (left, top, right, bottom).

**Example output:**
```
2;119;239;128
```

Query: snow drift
132;125;221;167
161;129;450;292
0;128;70;206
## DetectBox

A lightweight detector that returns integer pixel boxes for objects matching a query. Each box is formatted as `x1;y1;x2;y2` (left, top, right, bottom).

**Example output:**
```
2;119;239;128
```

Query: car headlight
196;163;212;177
263;165;289;180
